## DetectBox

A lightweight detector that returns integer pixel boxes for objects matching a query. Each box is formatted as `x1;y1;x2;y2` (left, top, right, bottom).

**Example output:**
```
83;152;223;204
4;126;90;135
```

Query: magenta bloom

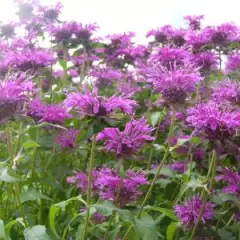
191;52;218;74
56;129;80;151
212;80;240;105
185;30;209;50
147;63;202;104
203;23;238;45
225;52;240;73
0;75;35;123
216;168;240;196
66;171;98;193
90;67;122;86
5;49;55;72
184;15;204;30
96;118;155;156
38;2;62;22
50;21;98;44
187;102;240;141
168;162;185;173
28;99;71;124
149;46;190;68
146;25;173;43
63;88;137;117
175;196;214;228
96;168;147;206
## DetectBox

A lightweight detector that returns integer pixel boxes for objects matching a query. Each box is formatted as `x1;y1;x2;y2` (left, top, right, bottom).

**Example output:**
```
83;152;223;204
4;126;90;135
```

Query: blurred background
1;0;240;42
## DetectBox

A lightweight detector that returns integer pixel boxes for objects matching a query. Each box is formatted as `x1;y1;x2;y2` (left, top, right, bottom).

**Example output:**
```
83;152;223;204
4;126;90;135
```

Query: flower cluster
96;118;155;156
175;195;214;228
63;88;137;117
67;168;147;206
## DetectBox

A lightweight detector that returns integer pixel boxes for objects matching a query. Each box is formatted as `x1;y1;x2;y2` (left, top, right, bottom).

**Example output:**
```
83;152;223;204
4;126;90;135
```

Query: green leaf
23;140;40;150
23;225;51;240
38;135;54;149
167;222;179;240
190;136;201;145
75;223;85;240
91;201;116;216
145;206;178;221
135;214;158;240
49;195;86;239
5;218;25;240
59;59;67;71
0;220;6;240
150;112;161;127
118;209;135;223
0;163;23;183
20;189;52;203
218;229;235;240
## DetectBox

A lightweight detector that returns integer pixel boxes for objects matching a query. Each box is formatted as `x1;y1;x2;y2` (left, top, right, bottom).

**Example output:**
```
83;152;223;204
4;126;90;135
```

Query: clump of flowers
56;129;80;151
175;195;214;228
187;102;240;141
63;88;137;117
28;99;71;124
67;168;148;206
0;74;35;123
216;168;240;197
147;63;202;104
96;118;155;156
212;80;240;105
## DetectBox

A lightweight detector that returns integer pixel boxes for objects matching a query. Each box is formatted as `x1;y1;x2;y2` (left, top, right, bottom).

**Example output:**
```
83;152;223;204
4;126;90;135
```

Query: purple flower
187;102;240;141
147;63;202;104
50;21;98;44
149;46;190;68
28;99;71;124
95;168;147;206
212;80;240;105
174;195;214;228
5;49;55;72
203;23;238;45
225;52;240;73
96;118;155;156
0;74;35;123
216;168;240;196
90;67;122;86
193;148;205;163
146;25;173;43
191;51;218;74
185;30;209;50
169;28;186;46
184;15;204;30
63;88;137;117
56;129;80;151
168;162;185;173
0;22;16;38
38;2;62;22
67;171;98;193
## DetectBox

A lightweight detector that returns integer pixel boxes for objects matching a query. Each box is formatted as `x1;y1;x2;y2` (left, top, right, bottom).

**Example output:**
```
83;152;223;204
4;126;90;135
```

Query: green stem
122;108;176;240
147;112;165;169
15;183;28;227
189;150;217;240
83;134;97;238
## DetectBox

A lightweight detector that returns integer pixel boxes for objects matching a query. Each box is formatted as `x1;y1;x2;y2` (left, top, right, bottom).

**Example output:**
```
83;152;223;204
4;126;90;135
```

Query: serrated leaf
20;189;52;203
23;225;51;240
